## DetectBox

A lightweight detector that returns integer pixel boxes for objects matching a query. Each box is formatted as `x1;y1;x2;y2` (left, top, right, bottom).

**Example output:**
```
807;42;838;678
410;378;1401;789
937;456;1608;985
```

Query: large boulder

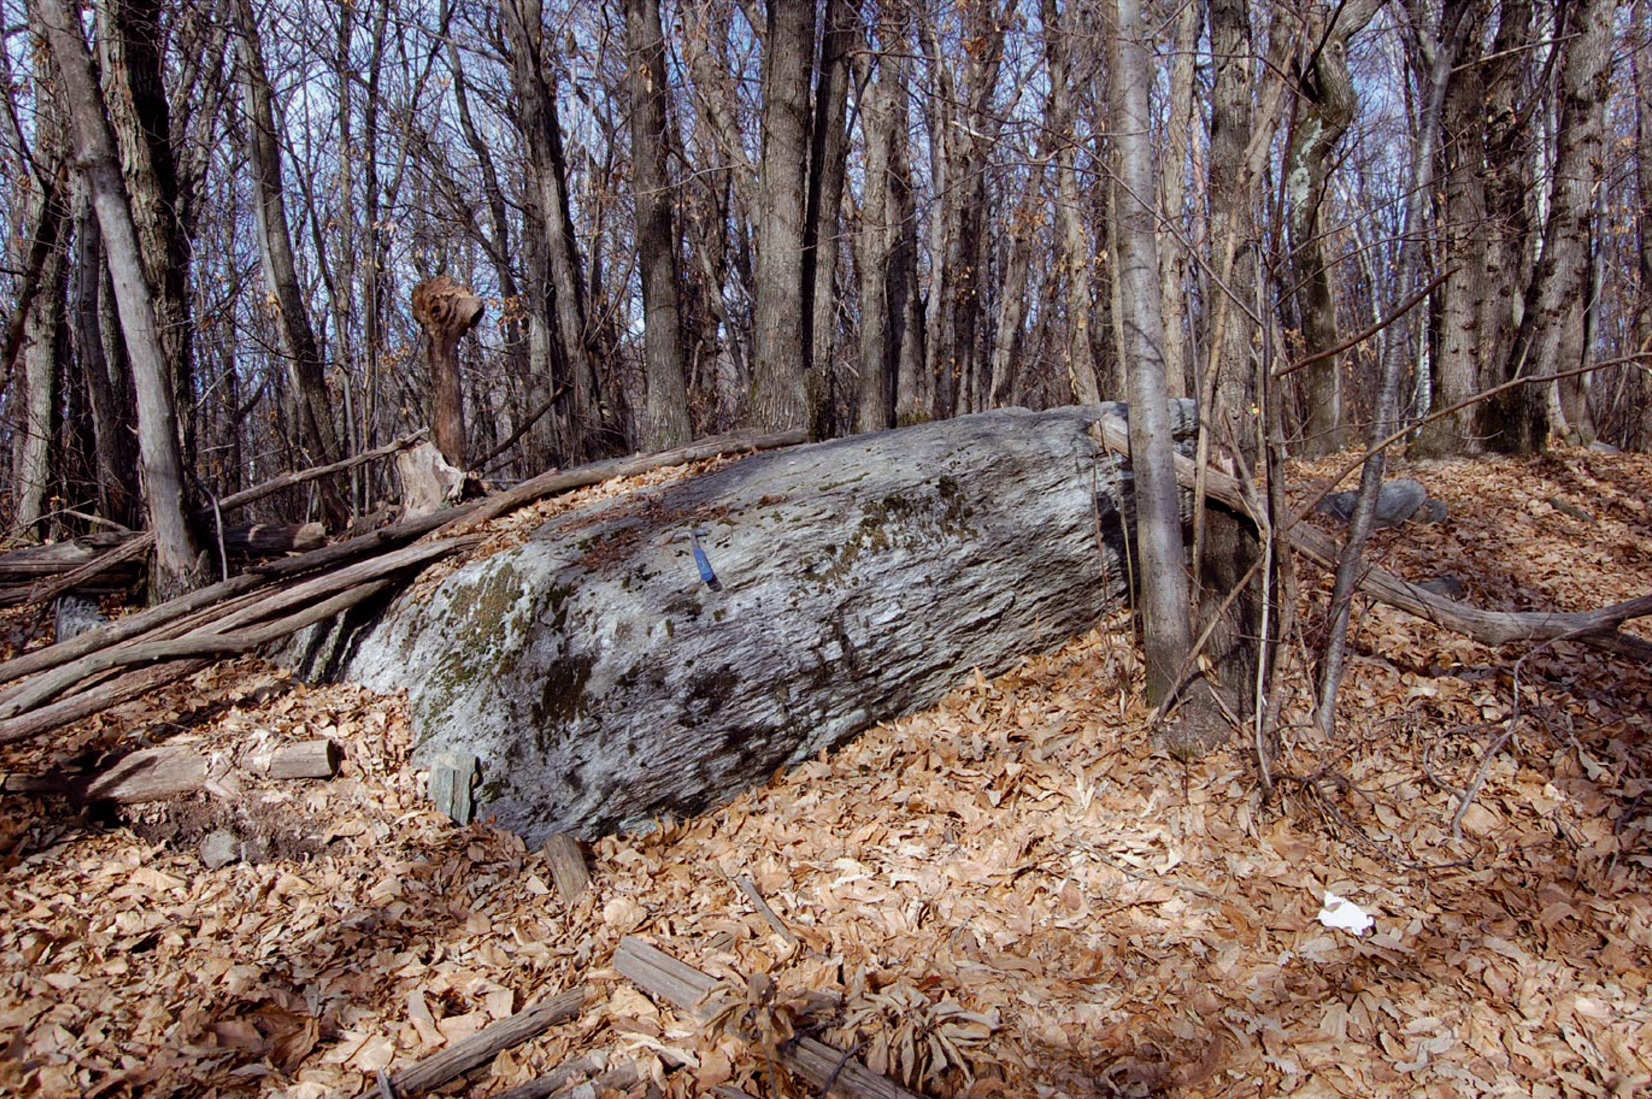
337;403;1195;841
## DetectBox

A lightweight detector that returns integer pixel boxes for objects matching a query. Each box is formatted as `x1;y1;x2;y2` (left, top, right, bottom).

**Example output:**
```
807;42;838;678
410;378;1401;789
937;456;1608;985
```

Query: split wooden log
1090;414;1652;660
540;834;590;902
350;987;588;1099
0;737;342;804
613;937;924;1099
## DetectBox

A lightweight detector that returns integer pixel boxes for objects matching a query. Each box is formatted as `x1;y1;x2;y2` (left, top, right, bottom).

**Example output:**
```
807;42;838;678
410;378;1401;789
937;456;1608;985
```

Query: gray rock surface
339;403;1195;842
1317;478;1436;528
199;830;241;870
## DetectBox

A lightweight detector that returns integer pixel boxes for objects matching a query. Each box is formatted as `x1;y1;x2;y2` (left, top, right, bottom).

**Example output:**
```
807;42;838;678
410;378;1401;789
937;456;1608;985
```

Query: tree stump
411;276;485;468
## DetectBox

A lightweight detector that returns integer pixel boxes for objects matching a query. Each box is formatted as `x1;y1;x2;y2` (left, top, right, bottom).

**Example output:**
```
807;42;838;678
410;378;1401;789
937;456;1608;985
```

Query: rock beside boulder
335;402;1196;842
1316;478;1445;528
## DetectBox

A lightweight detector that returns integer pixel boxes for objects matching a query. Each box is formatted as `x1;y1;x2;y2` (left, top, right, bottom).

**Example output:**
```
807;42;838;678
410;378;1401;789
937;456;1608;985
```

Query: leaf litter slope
0;447;1649;1098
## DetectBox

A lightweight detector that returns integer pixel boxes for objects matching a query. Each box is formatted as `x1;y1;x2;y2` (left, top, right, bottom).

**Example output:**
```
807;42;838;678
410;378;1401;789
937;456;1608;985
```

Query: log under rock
331;403;1194;841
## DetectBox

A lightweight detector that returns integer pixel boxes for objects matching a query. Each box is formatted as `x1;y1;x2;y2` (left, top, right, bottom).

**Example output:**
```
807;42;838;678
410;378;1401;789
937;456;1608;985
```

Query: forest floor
1;445;1650;1099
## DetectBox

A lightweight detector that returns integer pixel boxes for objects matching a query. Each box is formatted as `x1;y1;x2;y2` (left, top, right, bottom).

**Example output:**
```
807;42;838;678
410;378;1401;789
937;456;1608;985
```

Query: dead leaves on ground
2;447;1651;1097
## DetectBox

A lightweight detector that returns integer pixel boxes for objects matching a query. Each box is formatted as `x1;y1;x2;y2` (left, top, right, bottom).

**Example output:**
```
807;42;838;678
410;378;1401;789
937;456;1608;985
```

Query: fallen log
1091;413;1652;659
614;937;923;1099
217;521;327;556
0;737;342;804
0;579;396;744
335;405;1194;841
0;430;811;742
351;987;588;1099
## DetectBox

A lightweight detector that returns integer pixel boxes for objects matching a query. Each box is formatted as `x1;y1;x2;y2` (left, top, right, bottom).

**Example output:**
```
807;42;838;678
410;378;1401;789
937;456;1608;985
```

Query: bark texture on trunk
1283;0;1379;455
96;0;191;459
234;0;347;523
503;0;607;463
38;0;199;598
624;0;693;451
1489;0;1610;451
1109;0;1189;709
803;0;853;439
748;0;815;433
1519;0;1612;445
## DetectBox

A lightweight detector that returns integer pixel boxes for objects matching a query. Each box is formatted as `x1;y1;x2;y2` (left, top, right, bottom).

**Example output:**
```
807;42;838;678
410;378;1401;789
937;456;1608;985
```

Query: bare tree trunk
71;186;139;529
1635;0;1652;451
804;0;853;439
1415;0;1490;458
854;24;902;431
503;0;608;463
14;207;66;538
1283;0;1380;455
412;277;484;468
95;0;192;468
1047;0;1103;407
1156;0;1200;401
1494;0;1610;449
233;0;347;525
446;21;535;467
37;0;199;598
1469;0;1540;450
1317;0;1466;736
1110;0;1191;710
624;0;692;451
1206;0;1261;449
748;0;815;433
9;98;68;539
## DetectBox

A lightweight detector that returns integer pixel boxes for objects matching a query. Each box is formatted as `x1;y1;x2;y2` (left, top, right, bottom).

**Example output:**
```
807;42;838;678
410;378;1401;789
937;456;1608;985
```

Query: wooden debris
246;737;343;779
351;987;588;1099
429;750;479;824
483;1052;639;1099
613;937;925;1099
1;737;343;804
735;875;801;950
540;833;590;902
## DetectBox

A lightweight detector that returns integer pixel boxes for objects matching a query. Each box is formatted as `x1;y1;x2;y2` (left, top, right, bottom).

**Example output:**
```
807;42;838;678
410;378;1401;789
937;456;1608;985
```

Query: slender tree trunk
1157;0;1200;401
14;201;67;538
1634;0;1652;450
233;0;347;525
1317;1;1465;736
1207;0;1261;449
1047;0;1102;406
624;0;693;450
96;0;192;468
1415;0;1489;457
71;187;139;529
1492;0;1610;450
1283;0;1380;454
748;0;815;433
38;0;199;597
503;0;608;462
1469;0;1540;450
804;0;853;439
854;30;900;431
1110;0;1191;711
